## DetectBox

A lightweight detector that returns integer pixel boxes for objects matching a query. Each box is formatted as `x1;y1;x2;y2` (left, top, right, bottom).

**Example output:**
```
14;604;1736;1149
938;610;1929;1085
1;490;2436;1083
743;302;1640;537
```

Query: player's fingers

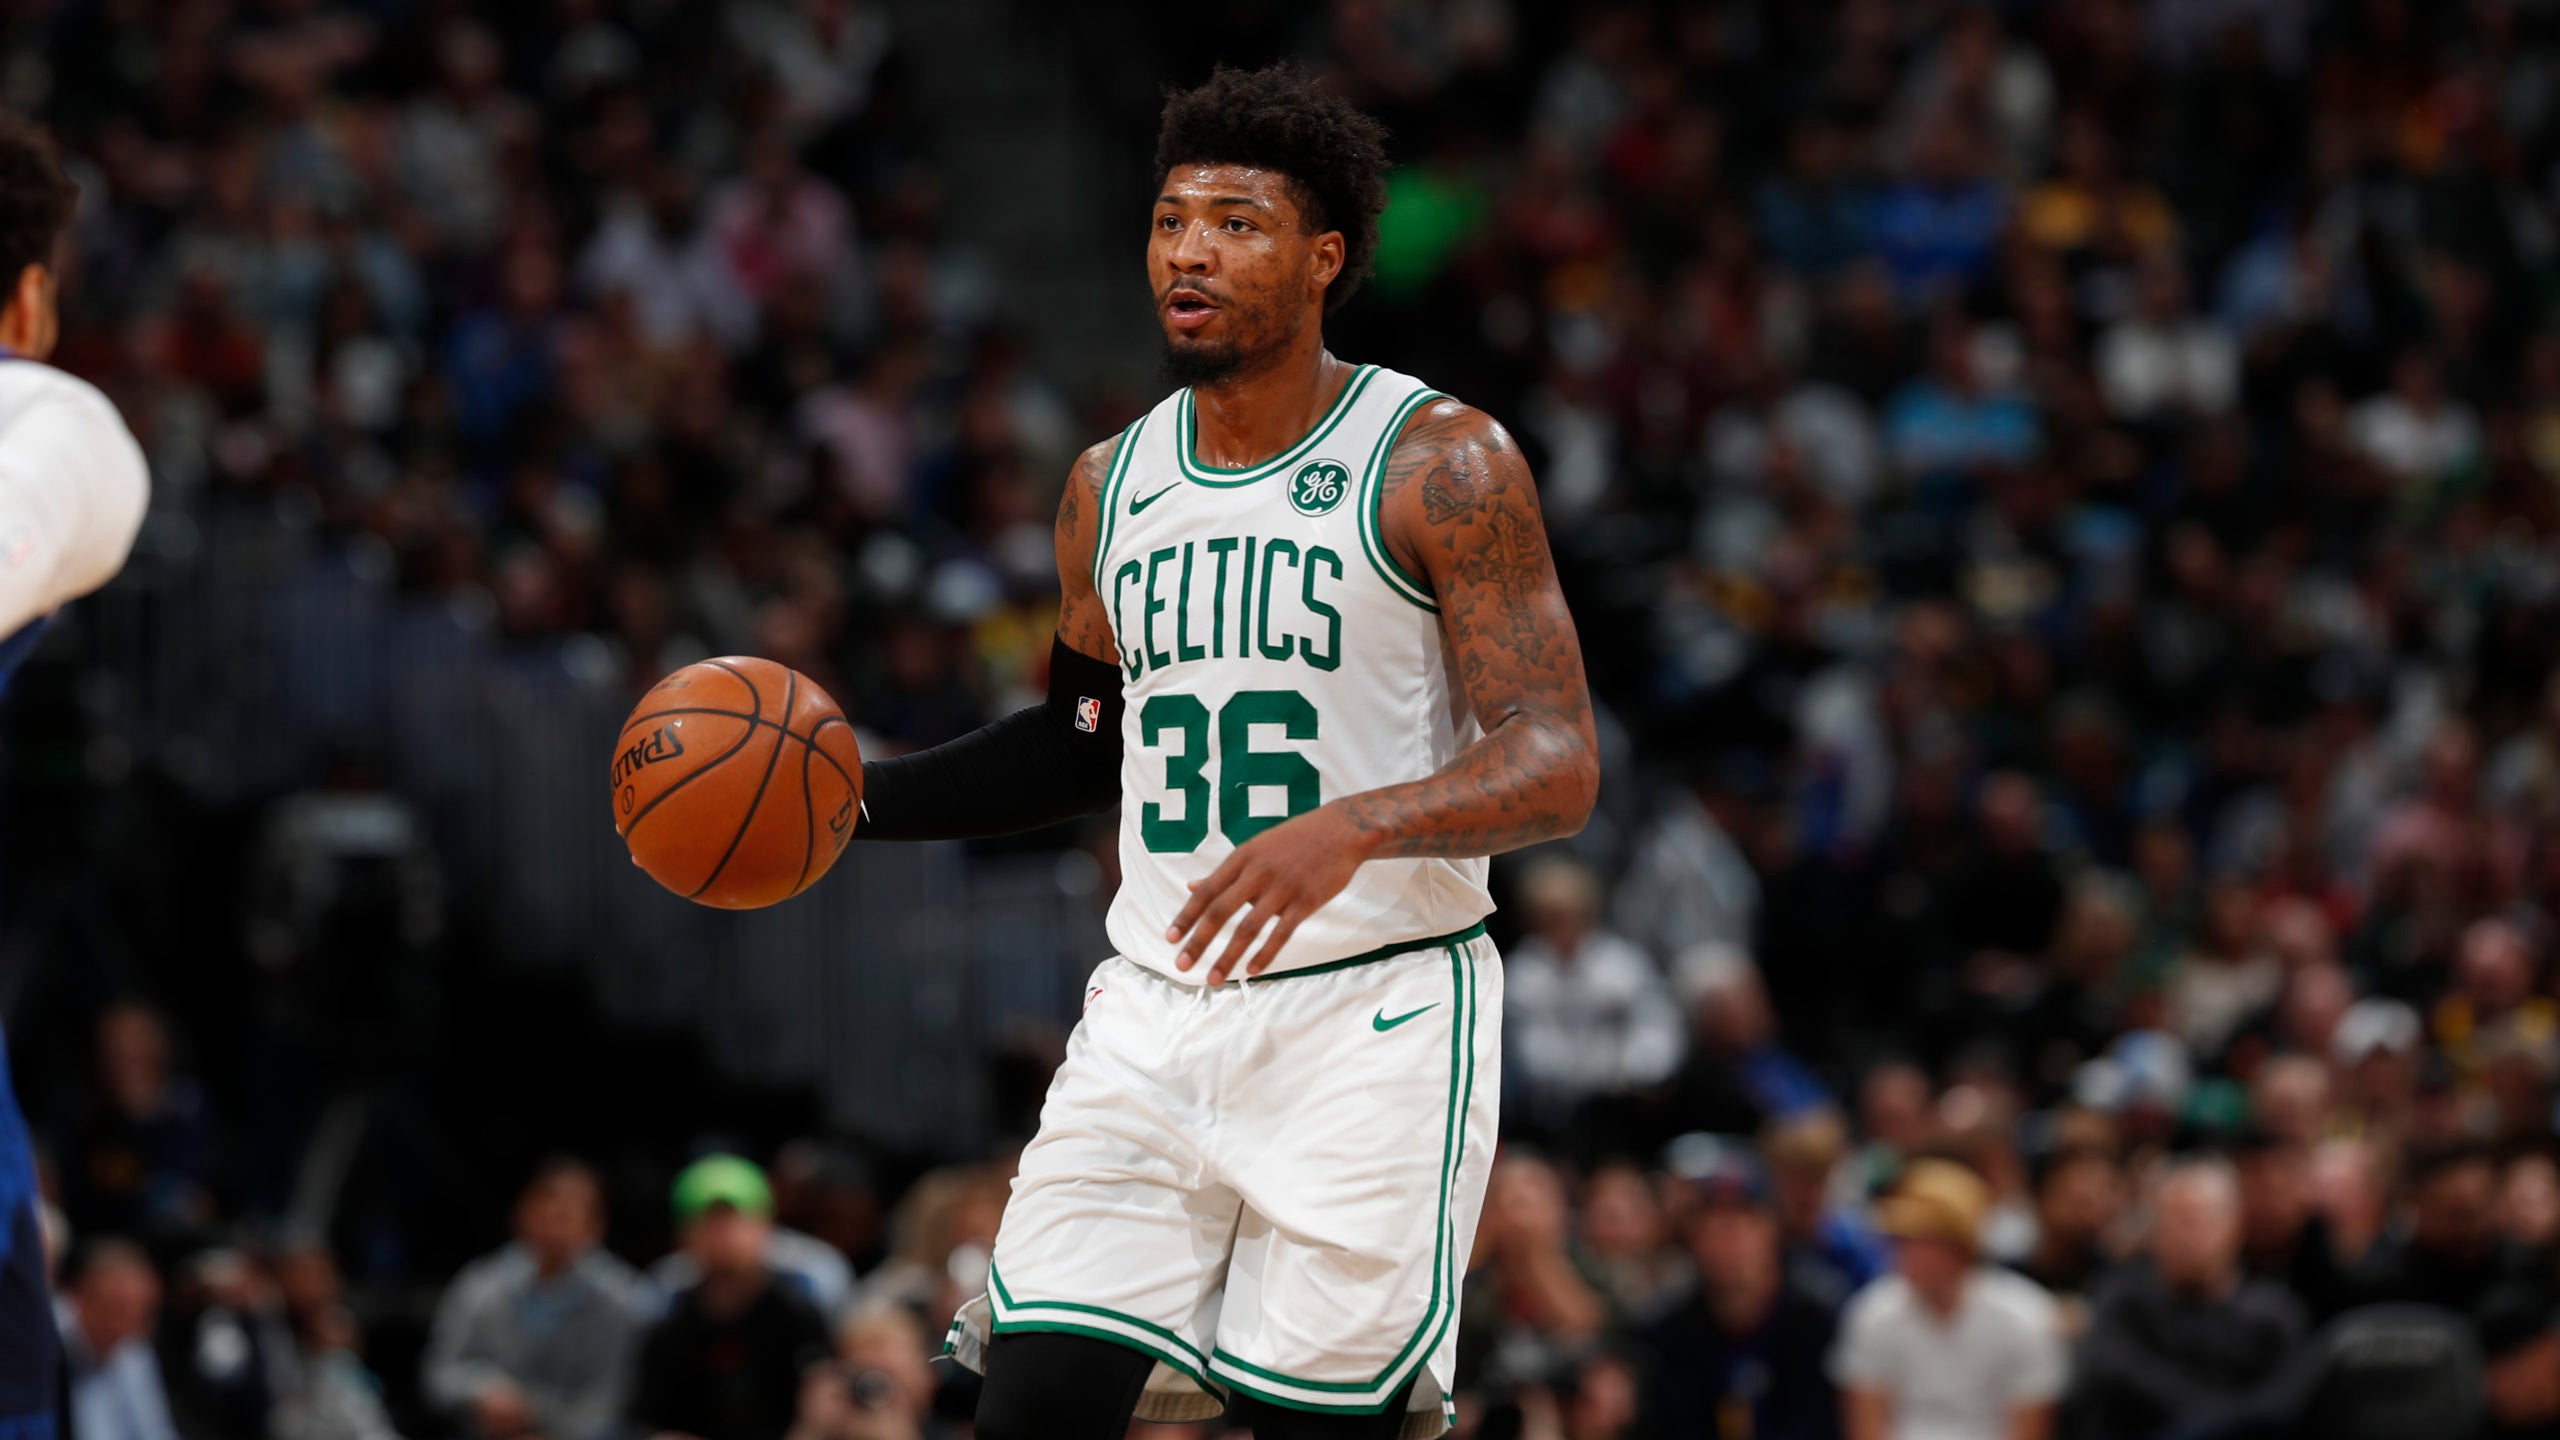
1174;876;1252;969
1205;903;1276;987
1168;852;1245;942
1240;908;1305;977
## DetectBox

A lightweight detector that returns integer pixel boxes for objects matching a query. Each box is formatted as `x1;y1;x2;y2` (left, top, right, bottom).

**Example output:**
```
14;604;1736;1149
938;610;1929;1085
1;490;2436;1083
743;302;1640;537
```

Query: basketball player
0;115;152;1440
850;66;1595;1439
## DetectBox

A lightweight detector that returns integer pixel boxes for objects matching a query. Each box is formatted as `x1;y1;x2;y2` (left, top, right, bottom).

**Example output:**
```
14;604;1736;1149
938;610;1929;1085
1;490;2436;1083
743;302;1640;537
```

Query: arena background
7;1;2560;1438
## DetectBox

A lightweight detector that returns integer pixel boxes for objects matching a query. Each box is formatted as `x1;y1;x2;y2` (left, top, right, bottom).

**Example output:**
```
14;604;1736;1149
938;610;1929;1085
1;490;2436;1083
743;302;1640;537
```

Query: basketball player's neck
1187;334;1350;471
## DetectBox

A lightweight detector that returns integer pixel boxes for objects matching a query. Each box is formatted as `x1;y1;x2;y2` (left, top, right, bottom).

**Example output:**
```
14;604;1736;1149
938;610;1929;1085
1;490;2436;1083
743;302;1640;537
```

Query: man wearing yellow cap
1831;1160;2067;1440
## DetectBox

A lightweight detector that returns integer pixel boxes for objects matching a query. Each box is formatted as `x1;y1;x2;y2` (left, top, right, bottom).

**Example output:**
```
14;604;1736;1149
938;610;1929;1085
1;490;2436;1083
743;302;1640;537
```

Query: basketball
611;657;864;909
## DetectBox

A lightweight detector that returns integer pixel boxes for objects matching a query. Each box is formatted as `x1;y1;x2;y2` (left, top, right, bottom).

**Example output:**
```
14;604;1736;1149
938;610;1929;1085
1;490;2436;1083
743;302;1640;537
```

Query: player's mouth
1163;289;1221;332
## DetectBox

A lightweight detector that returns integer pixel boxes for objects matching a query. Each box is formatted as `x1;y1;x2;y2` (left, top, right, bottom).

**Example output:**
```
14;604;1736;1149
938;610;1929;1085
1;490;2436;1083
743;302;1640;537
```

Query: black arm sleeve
851;635;1124;841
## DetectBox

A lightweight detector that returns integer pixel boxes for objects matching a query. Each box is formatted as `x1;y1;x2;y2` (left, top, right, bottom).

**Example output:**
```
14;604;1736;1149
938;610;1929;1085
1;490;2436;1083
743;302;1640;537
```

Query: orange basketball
611;657;864;909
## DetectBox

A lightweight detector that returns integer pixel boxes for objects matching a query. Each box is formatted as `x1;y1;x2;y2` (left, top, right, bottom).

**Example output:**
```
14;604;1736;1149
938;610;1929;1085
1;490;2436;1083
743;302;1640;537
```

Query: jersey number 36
1137;690;1319;852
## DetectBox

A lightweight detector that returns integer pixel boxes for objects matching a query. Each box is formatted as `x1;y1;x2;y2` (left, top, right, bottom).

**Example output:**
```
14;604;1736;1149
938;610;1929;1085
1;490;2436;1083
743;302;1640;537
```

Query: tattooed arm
1051;434;1123;665
851;436;1127;840
1350;400;1599;853
1171;400;1598;981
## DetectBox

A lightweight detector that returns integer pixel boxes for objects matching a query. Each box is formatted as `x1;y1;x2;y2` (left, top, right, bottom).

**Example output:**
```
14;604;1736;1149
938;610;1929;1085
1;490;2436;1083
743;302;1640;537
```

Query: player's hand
1168;803;1374;985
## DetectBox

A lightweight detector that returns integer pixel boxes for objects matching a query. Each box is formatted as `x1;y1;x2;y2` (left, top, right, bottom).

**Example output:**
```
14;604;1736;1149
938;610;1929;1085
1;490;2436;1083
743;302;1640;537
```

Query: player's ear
1309;230;1344;299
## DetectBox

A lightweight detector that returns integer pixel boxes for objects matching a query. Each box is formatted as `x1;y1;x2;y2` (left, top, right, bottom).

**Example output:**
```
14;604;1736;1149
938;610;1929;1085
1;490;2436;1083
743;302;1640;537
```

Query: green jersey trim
1209;940;1479;1406
1178;366;1380;486
1090;417;1147;592
1356;388;1445;612
1237;920;1487;982
986;1264;1221;1393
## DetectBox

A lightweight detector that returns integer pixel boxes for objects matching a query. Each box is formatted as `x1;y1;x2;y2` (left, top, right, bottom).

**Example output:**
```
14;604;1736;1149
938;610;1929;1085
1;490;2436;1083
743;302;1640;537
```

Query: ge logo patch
1289;460;1351;516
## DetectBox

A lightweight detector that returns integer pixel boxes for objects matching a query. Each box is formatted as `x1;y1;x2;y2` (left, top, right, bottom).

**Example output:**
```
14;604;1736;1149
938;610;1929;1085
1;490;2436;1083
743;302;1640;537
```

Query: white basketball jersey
1091;364;1493;982
0;357;147;642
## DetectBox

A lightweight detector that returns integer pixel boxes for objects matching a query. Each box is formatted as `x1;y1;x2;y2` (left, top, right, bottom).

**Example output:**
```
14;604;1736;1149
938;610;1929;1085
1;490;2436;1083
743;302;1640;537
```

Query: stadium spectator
1576;1162;1685;1323
58;1239;183;1440
269;1245;401;1440
1764;1111;1888;1307
2233;1132;2353;1323
2067;1157;2307;1440
1611;755;1762;969
1460;1153;1608;1385
2011;1144;2124;1331
1832;1160;2065;1440
1505;854;1685;1138
784;1305;945;1440
628;1156;832;1440
2348;1141;2511;1320
1868;113;2005;308
1657;946;1831;1147
52;1003;215;1244
852;1165;1006;1337
157;1248;289;1440
649;1201;856;1324
1637;1139;1840;1440
424;1159;649;1440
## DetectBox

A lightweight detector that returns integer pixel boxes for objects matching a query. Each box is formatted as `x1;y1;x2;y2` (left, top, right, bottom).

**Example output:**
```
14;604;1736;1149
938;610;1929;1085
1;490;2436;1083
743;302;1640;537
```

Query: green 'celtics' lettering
1142;546;1177;672
1112;559;1143;680
1302;546;1343;672
1205;537;1238;659
1239;536;1256;662
1258;539;1298;663
1174;543;1206;662
1108;533;1352;681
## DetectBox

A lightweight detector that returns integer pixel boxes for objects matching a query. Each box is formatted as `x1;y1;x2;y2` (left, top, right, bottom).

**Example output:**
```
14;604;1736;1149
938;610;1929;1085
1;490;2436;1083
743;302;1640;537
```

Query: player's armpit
1358;398;1599;857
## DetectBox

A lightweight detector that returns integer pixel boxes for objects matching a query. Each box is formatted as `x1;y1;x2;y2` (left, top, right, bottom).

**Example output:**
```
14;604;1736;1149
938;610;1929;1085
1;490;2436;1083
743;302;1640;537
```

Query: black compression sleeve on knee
974;1331;1158;1440
852;635;1124;841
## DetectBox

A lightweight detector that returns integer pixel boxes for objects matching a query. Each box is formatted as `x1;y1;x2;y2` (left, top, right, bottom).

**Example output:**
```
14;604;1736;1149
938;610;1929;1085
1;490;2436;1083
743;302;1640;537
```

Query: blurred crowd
12;0;2560;1438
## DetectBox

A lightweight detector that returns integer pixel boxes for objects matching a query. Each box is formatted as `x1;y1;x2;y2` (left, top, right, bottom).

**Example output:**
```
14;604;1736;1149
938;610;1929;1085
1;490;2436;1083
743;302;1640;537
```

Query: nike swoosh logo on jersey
1373;1003;1438;1032
1128;484;1177;515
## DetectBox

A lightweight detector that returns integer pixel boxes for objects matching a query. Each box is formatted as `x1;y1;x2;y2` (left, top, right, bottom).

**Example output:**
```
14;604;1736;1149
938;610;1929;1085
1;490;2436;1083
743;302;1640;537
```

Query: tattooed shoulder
1379;399;1544;570
1053;434;1128;664
1054;433;1122;561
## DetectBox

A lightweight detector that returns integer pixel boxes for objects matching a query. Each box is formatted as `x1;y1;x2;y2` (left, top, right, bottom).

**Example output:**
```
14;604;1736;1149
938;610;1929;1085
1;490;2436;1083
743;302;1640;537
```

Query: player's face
1150;163;1343;384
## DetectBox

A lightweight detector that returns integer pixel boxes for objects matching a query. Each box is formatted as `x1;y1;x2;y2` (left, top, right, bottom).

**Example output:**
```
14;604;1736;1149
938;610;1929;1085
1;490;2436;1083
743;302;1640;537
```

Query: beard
1157;287;1304;389
1159;333;1249;388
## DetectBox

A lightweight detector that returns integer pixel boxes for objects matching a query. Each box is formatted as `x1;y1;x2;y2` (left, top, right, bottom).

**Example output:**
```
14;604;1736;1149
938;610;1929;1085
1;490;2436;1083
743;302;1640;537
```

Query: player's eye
1223;217;1254;233
1156;214;1181;232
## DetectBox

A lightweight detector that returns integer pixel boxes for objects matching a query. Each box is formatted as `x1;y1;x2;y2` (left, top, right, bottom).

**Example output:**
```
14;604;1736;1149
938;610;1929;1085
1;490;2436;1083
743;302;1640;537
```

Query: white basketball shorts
944;923;1501;1439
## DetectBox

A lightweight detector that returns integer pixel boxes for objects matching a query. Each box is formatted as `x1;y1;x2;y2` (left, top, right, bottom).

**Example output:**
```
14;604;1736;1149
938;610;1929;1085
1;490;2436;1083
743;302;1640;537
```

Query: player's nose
1162;218;1216;272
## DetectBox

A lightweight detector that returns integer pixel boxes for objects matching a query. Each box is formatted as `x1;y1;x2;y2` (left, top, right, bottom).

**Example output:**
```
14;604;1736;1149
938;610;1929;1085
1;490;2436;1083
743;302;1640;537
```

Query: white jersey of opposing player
1092;364;1492;981
0;357;147;641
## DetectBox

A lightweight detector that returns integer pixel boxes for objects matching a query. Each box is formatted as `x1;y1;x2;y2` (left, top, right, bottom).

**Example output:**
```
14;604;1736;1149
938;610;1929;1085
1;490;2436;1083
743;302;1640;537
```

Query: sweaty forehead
1158;164;1307;218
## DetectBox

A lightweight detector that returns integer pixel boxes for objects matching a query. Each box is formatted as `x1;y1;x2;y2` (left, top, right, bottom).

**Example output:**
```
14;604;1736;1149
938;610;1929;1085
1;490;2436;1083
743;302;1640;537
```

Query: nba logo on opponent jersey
1075;696;1100;733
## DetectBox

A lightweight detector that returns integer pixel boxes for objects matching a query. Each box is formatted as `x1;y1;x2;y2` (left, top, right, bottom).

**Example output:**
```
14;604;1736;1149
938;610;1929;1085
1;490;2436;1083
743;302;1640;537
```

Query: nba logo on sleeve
1075;696;1101;733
